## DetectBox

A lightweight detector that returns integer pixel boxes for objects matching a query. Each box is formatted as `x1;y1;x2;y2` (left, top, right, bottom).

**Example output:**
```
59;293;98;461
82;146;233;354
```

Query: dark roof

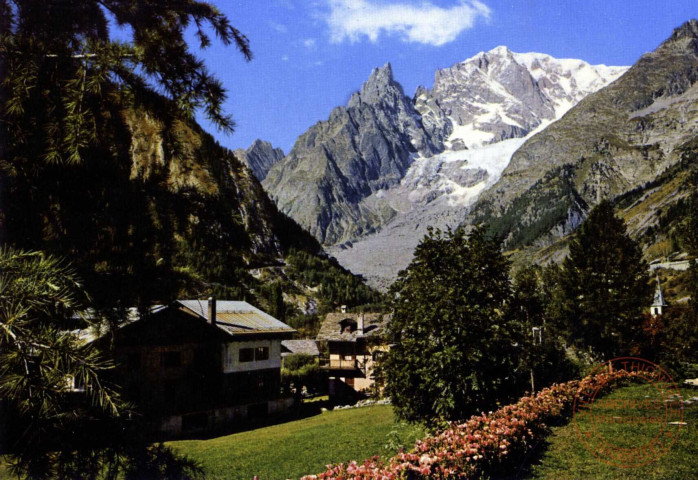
281;339;320;357
76;300;294;343
178;300;295;336
652;278;667;307
316;312;390;342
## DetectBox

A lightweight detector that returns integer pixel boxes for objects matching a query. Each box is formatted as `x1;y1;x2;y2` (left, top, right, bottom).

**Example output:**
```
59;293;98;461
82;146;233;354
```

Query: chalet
91;298;295;435
317;311;390;398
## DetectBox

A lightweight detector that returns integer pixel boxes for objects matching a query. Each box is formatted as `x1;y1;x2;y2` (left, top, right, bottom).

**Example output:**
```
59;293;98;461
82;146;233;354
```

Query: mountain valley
254;44;633;287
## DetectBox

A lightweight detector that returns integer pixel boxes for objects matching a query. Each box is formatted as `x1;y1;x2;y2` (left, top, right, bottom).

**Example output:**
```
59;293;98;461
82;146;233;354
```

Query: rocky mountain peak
670;19;698;42
264;46;627;249
263;61;443;245
457;46;517;74
234;139;285;182
348;62;405;109
415;48;627;150
369;62;394;82
471;45;512;62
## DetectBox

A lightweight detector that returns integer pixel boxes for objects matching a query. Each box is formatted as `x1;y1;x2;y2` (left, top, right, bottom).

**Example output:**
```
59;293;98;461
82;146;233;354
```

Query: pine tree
558;201;651;359
0;0;251;243
0;247;203;478
0;2;250;475
270;282;286;323
383;226;524;423
0;248;117;473
1;0;250;157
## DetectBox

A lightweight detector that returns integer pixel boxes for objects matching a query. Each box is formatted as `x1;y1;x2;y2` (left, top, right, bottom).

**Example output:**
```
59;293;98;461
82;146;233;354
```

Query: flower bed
301;370;640;479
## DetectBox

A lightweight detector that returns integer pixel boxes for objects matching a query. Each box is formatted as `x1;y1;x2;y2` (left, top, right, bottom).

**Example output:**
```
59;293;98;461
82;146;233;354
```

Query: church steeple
651;275;667;317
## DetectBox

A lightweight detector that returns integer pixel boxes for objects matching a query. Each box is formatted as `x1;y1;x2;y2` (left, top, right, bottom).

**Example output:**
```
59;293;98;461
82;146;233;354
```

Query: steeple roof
652;277;667;307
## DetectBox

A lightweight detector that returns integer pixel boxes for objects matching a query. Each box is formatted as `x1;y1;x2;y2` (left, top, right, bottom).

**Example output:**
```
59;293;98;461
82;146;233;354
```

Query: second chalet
317;308;390;399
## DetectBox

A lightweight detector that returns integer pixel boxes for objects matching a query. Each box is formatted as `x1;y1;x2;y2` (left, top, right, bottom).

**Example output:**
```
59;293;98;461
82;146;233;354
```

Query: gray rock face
263;63;441;245
234;139;285;182
469;19;698;250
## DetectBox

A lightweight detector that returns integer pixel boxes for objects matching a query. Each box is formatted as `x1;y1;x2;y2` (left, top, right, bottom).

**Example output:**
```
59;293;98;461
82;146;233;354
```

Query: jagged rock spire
348;63;404;109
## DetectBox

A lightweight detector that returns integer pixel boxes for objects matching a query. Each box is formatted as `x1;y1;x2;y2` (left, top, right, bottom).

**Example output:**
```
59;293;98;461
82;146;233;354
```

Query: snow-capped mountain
415;46;627;150
327;48;628;288
469;20;698;255
262;46;628;288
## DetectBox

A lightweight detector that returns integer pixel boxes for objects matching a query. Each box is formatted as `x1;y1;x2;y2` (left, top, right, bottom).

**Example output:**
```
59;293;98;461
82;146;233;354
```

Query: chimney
341;305;347;313
358;313;364;334
208;297;216;325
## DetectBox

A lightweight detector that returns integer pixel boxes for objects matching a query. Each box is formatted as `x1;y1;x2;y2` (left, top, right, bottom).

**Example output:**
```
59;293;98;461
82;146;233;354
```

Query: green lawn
528;384;698;479
167;405;424;480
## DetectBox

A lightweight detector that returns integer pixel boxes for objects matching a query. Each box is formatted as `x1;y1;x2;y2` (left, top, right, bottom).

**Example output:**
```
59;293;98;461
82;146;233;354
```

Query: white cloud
325;0;491;46
270;21;288;33
303;38;318;49
282;55;290;61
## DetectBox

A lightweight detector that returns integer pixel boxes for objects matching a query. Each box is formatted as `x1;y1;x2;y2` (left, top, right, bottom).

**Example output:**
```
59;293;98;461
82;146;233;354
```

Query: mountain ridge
262;63;440;245
415;46;626;151
469;19;698;252
234;139;285;182
263;48;625;256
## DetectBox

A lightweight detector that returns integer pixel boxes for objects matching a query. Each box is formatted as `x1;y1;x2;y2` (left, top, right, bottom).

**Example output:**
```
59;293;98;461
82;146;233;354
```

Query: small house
317;312;390;398
93;298;295;435
281;339;320;363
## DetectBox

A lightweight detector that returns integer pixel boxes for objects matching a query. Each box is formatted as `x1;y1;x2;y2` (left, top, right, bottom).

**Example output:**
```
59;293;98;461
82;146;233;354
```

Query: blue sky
192;1;697;153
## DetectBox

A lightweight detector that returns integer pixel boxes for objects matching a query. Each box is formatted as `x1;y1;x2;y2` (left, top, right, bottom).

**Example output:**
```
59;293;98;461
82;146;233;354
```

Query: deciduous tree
383;227;524;423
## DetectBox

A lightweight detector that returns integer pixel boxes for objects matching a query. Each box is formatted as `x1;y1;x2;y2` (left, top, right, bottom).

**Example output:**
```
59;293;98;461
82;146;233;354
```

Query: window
255;346;269;361
239;348;254;363
161;351;181;368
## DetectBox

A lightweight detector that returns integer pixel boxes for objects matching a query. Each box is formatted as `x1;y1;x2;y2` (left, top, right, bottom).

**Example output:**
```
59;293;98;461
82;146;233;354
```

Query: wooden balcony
320;358;366;378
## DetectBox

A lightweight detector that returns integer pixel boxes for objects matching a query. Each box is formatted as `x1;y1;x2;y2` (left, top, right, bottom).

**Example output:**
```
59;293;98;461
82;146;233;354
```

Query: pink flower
299;370;636;479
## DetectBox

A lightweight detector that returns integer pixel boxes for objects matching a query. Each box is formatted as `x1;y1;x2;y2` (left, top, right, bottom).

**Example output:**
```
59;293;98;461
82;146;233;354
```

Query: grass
167;405;424;480
527;383;698;479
